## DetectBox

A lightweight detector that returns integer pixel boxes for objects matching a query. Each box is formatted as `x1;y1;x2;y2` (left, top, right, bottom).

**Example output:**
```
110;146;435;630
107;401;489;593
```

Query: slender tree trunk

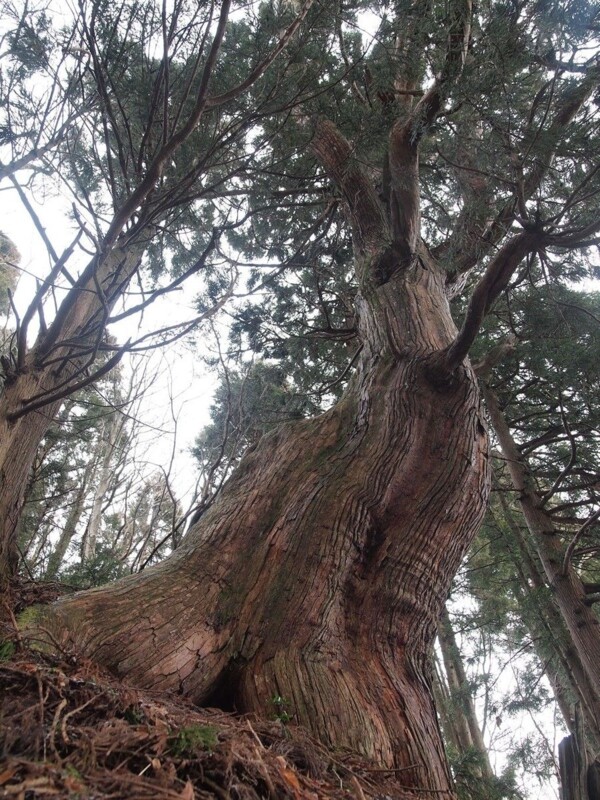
433;653;464;755
484;385;600;760
44;460;95;580
33;249;489;795
437;607;494;780
493;491;600;753
0;246;141;587
81;407;124;563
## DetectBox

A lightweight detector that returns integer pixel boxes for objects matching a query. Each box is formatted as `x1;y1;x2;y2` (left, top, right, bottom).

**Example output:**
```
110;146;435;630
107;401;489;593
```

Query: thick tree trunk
12;24;493;789
35;251;489;795
559;706;600;800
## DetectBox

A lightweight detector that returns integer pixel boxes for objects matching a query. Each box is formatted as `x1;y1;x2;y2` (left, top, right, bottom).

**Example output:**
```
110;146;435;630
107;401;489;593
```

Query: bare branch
6;346;128;422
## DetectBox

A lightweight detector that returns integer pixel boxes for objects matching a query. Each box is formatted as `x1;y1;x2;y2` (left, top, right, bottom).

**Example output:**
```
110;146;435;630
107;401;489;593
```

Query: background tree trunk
81;401;125;564
44;460;94;581
494;489;600;754
437;606;494;780
484;386;600;762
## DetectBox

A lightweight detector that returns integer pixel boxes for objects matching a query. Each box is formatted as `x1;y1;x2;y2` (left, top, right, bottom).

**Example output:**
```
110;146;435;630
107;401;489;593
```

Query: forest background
1;1;600;798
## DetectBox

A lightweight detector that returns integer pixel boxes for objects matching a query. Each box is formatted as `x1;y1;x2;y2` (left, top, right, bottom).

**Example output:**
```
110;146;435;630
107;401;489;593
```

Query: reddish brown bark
18;8;497;791
37;247;489;795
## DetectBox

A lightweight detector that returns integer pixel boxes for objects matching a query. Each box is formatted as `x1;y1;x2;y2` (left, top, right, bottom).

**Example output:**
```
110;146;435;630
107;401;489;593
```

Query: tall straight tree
7;0;600;795
473;284;600;763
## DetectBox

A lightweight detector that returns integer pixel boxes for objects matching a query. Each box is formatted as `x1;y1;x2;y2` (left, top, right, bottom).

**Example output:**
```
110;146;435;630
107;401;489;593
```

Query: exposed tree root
1;586;428;800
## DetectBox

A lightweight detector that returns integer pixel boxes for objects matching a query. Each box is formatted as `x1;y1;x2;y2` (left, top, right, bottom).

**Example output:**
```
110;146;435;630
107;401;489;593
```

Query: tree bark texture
0;381;63;585
37;249;489;795
559;732;590;800
20;31;501;790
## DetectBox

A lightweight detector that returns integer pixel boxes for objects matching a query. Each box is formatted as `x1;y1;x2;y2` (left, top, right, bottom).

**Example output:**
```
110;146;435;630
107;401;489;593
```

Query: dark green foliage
192;360;310;499
58;544;129;589
449;746;521;800
478;286;600;584
3;3;599;796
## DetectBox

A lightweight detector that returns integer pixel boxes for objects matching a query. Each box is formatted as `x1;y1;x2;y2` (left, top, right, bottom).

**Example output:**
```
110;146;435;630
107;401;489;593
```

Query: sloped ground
1;581;419;799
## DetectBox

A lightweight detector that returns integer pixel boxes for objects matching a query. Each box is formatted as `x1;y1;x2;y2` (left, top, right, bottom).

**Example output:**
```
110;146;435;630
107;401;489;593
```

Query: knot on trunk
423;350;466;392
371;245;413;286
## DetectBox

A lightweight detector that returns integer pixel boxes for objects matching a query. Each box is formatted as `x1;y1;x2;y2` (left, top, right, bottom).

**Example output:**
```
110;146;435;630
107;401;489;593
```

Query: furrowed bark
35;246;489;796
23;23;495;791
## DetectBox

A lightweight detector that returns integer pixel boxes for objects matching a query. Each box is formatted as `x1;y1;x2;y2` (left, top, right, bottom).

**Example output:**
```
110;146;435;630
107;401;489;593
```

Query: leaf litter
1;581;429;799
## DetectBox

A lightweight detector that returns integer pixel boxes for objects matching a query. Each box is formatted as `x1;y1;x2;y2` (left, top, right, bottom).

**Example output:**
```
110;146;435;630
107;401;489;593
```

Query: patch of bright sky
0;176;218;507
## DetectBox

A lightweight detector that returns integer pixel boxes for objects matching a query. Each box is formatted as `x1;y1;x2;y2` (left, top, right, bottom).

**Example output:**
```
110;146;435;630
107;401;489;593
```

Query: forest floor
1;580;417;800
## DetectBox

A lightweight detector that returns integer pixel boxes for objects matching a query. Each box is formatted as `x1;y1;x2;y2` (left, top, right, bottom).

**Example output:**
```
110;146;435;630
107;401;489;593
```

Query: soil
1;580;423;799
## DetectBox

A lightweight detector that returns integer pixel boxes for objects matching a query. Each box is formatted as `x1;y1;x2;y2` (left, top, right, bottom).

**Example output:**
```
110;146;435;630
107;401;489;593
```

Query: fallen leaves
1;649;419;799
